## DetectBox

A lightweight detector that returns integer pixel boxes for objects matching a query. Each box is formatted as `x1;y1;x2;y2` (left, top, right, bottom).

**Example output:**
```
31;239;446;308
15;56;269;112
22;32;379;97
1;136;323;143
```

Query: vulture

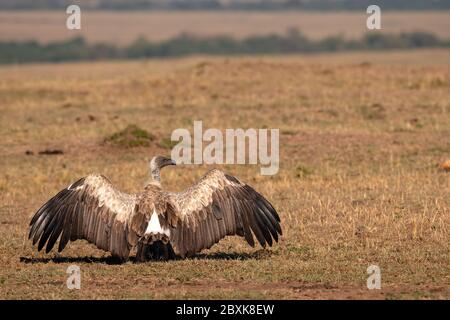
28;156;282;261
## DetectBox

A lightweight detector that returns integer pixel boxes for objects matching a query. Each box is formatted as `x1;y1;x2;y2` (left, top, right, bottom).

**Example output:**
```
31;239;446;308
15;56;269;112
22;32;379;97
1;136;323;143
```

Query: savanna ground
0;49;449;299
1;10;450;44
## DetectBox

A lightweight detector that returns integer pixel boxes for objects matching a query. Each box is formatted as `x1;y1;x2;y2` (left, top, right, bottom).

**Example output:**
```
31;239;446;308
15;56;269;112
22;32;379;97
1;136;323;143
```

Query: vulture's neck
149;163;162;186
151;168;160;182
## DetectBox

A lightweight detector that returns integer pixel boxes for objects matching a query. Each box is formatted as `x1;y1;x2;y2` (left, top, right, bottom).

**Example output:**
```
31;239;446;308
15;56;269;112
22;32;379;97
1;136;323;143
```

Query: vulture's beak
168;158;177;166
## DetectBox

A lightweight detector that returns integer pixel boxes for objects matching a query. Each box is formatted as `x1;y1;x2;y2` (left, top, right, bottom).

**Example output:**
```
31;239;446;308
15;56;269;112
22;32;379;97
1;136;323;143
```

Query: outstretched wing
167;169;282;257
28;174;138;259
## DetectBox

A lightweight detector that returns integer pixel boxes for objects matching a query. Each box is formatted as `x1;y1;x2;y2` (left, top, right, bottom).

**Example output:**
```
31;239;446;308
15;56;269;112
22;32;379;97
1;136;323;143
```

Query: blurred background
0;0;449;63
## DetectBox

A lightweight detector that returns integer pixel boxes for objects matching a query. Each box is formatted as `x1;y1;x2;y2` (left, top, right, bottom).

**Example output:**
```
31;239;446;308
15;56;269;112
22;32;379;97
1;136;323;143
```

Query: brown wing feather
28;174;138;259
167;169;282;257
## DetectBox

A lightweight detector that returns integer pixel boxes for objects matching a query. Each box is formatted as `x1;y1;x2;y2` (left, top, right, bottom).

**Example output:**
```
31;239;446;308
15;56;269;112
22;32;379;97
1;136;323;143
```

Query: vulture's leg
135;242;147;263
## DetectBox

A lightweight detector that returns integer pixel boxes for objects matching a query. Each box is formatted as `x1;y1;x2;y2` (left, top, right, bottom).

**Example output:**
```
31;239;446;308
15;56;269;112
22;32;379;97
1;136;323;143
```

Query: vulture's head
149;155;176;183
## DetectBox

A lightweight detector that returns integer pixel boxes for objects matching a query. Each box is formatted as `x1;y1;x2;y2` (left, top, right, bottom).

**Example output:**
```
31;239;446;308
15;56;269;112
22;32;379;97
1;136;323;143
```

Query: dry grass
0;49;449;299
0;10;450;45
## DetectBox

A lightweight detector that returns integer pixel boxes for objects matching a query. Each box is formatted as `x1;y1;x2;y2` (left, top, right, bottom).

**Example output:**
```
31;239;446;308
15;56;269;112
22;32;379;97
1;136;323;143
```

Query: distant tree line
0;30;449;64
1;0;450;10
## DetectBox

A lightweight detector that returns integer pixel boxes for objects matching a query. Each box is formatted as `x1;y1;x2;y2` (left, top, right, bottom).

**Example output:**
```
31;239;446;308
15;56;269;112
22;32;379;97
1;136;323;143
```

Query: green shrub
0;30;449;64
105;125;155;148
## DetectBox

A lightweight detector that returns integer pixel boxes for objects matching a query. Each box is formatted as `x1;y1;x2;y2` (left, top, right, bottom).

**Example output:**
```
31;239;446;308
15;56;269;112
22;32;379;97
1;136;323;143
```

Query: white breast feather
145;209;170;237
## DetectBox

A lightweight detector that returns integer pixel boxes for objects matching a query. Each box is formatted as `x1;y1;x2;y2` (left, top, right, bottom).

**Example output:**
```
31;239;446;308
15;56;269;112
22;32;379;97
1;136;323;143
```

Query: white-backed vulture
28;156;282;261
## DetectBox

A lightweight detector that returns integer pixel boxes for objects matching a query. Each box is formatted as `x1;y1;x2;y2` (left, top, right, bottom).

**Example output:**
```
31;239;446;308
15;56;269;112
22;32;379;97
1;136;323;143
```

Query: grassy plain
0;10;450;45
0;49;449;299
